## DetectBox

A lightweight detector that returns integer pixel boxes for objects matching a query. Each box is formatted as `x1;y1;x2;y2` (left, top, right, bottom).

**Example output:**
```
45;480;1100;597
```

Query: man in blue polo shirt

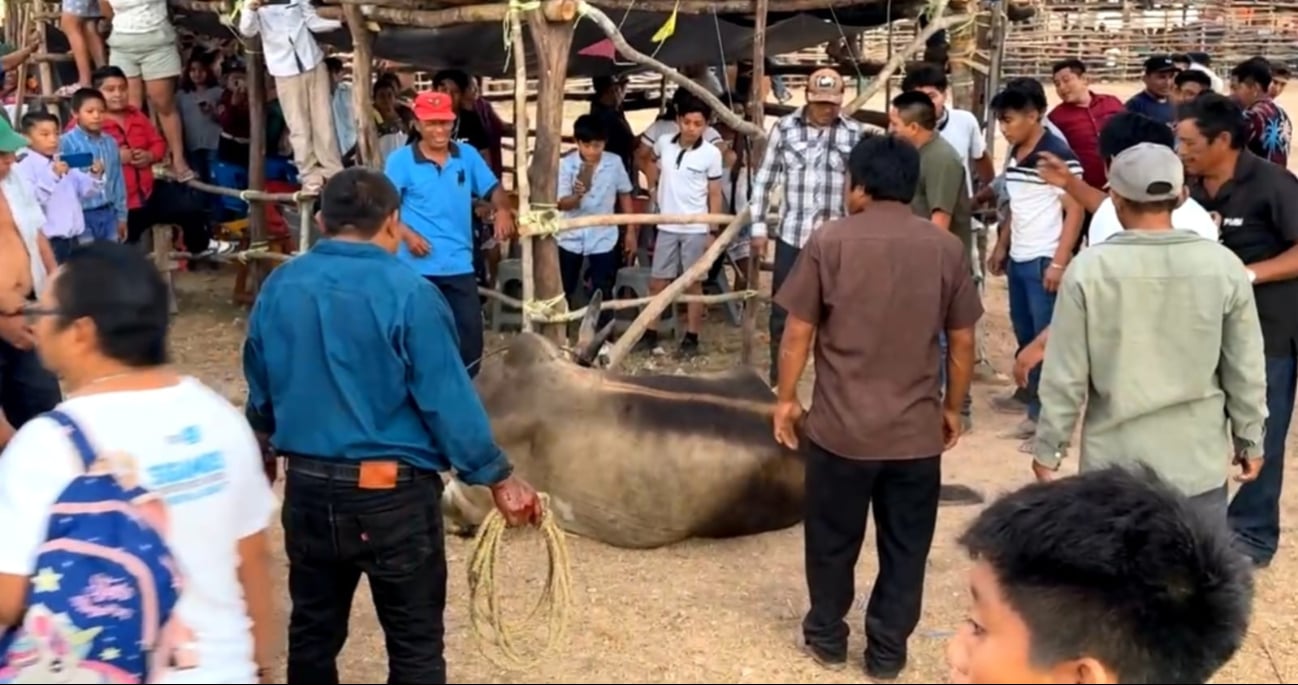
1126;56;1178;125
385;90;516;376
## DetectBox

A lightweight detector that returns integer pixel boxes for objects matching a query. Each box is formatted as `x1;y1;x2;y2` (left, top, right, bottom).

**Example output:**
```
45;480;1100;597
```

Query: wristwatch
1246;268;1258;284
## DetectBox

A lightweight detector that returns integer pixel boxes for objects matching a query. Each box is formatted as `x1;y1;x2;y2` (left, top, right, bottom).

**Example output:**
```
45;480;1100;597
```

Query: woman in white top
99;0;195;181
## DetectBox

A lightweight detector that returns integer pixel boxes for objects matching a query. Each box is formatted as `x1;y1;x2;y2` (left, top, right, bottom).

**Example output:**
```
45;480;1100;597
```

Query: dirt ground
165;81;1298;683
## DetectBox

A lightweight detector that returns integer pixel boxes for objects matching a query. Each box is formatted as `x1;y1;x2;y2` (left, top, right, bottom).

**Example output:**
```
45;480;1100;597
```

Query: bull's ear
576;290;603;355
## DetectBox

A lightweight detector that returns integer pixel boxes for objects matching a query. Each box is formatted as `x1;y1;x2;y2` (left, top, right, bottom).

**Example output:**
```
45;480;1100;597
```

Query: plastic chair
489;258;524;331
611;266;677;338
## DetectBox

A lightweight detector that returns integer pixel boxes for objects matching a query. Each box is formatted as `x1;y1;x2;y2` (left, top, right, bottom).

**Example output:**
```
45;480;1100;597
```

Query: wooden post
525;3;576;344
946;0;976;113
739;0;768;367
151;225;178;315
244;39;270;298
343;5;381;168
511;6;536;332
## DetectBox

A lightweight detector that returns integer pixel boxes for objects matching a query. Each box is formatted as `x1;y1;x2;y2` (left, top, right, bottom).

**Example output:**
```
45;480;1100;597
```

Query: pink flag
577;38;616;60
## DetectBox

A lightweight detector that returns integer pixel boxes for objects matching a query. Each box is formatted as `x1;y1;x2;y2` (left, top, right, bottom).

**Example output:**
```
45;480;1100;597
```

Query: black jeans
802;442;941;667
425;273;485;378
558;246;619;330
0;339;61;428
282;457;448;684
768;239;801;385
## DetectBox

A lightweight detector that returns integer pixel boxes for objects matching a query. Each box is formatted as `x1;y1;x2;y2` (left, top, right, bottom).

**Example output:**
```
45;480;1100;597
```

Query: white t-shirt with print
653;135;724;234
640;119;723;149
1088;196;1219;245
0;378;278;685
938;108;986;196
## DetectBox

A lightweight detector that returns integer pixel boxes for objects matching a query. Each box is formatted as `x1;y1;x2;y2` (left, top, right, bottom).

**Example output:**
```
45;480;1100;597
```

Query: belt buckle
358;461;400;490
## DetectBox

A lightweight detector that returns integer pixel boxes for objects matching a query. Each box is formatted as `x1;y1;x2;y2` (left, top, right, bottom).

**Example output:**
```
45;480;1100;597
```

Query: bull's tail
939;483;985;506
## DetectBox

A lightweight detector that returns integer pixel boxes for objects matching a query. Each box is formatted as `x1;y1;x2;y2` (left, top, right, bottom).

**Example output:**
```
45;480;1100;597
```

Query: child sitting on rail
946;465;1252;684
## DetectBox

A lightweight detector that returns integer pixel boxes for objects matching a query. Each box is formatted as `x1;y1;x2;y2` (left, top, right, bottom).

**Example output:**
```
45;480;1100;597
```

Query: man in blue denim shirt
242;168;540;684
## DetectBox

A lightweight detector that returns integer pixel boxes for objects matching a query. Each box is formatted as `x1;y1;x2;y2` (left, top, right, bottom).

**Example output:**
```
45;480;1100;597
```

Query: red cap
412;91;456;122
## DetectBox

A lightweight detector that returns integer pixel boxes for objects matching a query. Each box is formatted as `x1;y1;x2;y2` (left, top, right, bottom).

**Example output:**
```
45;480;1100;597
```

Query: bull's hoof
939;483;985;506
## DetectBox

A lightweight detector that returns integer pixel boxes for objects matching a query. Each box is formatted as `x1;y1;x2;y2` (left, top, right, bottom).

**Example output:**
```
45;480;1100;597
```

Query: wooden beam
245;36;271;300
316;0;573;28
575;0;765;141
740;0;767;367
525;6;576;344
343;4;381;167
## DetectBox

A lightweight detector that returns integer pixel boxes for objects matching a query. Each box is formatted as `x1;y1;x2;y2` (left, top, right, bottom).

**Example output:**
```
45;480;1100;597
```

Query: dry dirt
164;81;1298;683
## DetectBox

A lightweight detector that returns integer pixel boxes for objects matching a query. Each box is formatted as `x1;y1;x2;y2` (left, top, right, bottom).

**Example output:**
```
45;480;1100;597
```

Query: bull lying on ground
441;293;983;549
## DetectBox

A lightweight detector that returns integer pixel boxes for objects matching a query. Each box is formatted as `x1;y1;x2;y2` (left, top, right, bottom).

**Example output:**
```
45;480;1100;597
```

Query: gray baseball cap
1108;143;1184;202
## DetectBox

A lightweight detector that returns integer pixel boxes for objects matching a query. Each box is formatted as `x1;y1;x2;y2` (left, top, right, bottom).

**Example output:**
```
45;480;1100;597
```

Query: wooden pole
946;0;976;112
575;0;765;141
604;209;751;371
740;0;768;367
511;6;537;333
343;5;381;168
244;39;270;299
525;3;576;344
841;6;972;115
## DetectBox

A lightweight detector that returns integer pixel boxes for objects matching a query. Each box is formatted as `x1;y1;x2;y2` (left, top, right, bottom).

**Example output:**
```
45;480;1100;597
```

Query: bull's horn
576;290;603;356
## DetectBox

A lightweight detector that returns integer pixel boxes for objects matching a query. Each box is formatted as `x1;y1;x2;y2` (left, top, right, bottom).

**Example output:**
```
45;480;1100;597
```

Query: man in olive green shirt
1033;144;1267;515
889;91;974;252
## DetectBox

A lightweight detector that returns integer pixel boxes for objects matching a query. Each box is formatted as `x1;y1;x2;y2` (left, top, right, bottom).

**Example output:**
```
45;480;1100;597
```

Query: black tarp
169;2;925;78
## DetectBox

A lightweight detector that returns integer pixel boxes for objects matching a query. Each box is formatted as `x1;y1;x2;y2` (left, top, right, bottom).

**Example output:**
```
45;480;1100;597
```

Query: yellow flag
651;6;678;43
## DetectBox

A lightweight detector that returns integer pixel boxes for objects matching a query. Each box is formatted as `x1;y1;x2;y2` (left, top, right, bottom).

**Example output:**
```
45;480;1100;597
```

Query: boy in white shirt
0;243;278;683
639;99;724;357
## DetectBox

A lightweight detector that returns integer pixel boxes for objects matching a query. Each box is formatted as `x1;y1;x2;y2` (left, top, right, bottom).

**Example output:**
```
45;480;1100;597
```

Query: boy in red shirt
91;66;166;243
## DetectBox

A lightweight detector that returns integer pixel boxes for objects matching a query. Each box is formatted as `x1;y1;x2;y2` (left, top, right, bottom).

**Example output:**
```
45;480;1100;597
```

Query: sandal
173;167;197;183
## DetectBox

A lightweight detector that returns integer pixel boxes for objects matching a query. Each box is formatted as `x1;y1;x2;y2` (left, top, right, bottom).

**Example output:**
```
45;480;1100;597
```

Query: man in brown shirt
773;133;982;680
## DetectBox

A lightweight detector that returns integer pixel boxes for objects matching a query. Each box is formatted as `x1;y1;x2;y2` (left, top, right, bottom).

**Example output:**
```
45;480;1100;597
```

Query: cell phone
61;152;94;169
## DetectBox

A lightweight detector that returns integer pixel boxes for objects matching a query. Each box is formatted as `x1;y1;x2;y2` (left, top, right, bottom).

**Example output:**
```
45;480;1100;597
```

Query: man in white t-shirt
0;242;278;684
638;98;724;357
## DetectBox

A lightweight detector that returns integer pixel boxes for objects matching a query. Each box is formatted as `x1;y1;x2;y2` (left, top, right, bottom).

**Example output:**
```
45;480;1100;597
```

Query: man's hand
572;178;587;196
1043;262;1065;293
489;475;542;527
116;221;128;242
0;315;34;350
942;408;962;450
1035;152;1074;189
987;245;1008;277
773;399;803;449
402;226;431;257
623;228;638;263
493;208;517;243
1234;453;1263;483
1032;460;1056;483
1014;339;1046;388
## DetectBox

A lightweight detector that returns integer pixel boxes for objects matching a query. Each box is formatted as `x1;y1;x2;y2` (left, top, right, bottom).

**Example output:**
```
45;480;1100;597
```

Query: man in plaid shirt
750;68;866;384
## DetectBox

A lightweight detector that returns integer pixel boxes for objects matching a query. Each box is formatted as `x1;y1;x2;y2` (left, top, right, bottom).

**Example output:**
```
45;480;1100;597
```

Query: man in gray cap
1030;143;1268;519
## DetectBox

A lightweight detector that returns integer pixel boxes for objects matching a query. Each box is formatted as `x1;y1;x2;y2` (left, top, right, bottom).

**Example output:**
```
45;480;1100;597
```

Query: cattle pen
2;0;1029;371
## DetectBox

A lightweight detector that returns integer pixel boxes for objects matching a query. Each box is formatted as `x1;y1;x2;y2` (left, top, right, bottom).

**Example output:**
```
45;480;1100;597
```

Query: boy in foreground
947;466;1253;684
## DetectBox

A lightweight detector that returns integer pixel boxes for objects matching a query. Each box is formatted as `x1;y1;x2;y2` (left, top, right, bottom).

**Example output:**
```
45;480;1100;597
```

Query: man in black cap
1126;56;1178;125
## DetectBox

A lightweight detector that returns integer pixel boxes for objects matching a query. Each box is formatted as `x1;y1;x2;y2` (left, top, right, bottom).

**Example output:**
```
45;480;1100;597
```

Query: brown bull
441;293;982;549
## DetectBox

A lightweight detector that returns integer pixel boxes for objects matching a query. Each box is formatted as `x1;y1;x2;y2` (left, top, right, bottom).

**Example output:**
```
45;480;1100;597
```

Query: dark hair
54;242;171;368
70;87;105;113
90;65;128;89
991;81;1047;115
1273;63;1292;79
572;114;607;143
1230;58;1272;90
676;97;712;121
324;57;344;75
1188;52;1211;66
890;90;938;130
958;466;1252;684
900;63;948;93
1051;58;1087;76
180;50;219;92
20;110;59;133
1176;93;1248;150
319;168;401;238
1171;53;1190;65
432;69;470;92
1098;111;1176;162
1174;69;1213;91
847;134;919;203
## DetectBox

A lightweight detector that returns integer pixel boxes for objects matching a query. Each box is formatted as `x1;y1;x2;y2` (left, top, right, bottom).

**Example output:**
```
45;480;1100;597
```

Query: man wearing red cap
385;90;516;375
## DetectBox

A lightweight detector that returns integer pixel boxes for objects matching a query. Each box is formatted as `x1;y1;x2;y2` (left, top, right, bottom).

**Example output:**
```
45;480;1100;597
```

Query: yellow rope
519;203;562;237
467;493;573;671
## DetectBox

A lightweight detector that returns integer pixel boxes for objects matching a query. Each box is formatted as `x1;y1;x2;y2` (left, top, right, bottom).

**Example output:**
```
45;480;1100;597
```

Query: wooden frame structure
10;0;1011;370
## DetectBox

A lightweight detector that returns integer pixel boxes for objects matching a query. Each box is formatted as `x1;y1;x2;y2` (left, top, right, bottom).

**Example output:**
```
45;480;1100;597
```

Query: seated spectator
947;466;1252;683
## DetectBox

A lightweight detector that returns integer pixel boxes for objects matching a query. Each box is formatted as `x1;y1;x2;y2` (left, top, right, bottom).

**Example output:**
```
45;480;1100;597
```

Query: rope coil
467;492;573;671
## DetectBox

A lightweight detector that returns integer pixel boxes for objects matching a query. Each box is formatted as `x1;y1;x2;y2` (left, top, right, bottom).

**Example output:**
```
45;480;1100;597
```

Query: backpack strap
44;410;98;471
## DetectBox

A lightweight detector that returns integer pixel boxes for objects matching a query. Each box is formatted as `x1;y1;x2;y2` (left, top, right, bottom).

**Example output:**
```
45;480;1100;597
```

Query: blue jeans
1228;354;1297;564
82;205;118;242
938;332;972;419
1006;257;1056;421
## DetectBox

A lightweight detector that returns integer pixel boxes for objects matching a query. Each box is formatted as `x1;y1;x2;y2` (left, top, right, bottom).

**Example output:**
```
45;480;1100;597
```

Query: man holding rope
243;168;541;684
